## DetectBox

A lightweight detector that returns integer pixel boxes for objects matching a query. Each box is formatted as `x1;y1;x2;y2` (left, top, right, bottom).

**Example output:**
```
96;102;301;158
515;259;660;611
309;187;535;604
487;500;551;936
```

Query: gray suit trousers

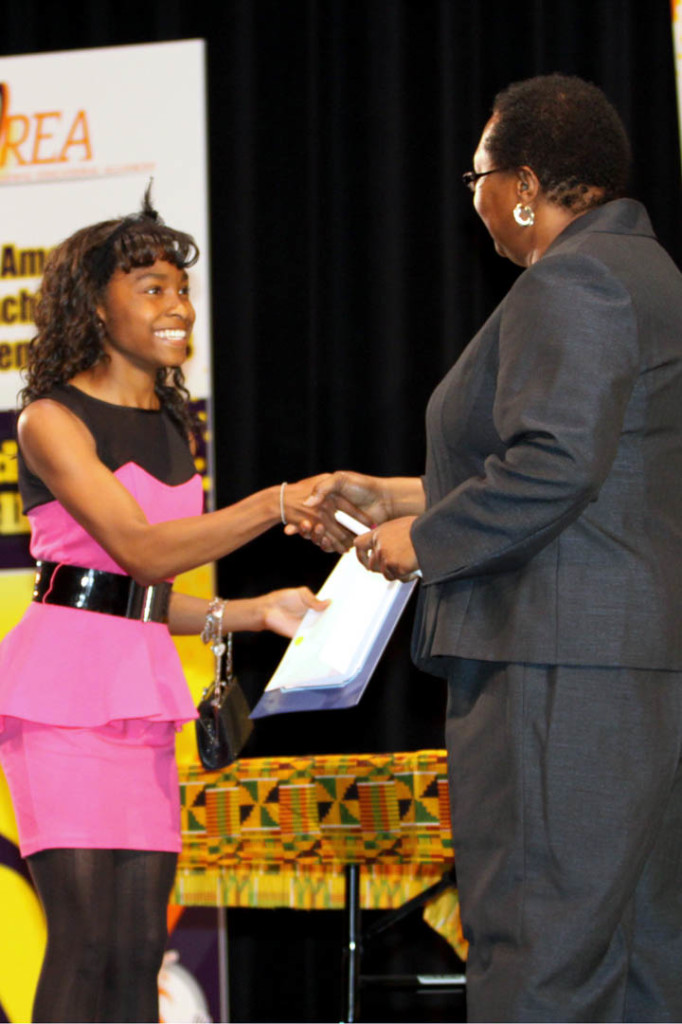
445;660;682;1023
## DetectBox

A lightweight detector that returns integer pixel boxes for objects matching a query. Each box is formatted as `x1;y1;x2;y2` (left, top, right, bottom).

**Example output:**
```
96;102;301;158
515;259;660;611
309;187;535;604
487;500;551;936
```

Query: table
174;750;466;1021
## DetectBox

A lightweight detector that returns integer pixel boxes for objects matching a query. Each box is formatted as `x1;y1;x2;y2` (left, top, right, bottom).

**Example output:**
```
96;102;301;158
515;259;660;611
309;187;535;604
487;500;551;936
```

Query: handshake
279;470;424;583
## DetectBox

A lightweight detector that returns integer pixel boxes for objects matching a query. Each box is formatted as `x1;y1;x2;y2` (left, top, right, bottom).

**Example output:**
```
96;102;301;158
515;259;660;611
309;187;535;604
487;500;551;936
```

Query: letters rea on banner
0;84;92;168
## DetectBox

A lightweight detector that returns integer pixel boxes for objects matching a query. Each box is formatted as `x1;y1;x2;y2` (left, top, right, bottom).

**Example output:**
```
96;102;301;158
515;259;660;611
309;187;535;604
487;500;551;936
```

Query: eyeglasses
462;168;504;192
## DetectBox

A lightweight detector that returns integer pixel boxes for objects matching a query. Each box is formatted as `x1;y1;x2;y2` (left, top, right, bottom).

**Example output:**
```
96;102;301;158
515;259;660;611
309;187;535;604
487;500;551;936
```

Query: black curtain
3;3;681;1020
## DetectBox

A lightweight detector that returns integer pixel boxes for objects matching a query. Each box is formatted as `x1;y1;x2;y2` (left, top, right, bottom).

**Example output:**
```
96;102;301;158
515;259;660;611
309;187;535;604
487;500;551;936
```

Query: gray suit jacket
411;199;682;674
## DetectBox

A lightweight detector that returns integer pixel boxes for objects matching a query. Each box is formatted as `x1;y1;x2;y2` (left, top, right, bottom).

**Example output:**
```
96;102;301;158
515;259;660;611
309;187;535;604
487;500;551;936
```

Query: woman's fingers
298;586;330;612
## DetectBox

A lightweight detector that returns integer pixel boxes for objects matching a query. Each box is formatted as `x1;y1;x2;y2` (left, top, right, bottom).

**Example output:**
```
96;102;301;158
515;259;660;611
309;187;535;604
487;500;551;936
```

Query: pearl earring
513;203;535;227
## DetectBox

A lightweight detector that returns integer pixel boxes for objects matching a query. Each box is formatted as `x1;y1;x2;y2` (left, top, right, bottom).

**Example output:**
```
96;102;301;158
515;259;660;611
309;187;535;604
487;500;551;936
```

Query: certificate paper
250;551;417;717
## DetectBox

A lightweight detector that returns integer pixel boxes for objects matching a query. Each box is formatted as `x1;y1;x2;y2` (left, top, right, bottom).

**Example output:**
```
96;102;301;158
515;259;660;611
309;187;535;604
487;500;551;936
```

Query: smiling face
96;259;195;374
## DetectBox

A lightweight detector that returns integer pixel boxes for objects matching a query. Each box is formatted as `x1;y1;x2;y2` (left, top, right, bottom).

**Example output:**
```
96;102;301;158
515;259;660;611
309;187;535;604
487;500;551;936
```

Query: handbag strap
224;631;234;681
201;598;233;707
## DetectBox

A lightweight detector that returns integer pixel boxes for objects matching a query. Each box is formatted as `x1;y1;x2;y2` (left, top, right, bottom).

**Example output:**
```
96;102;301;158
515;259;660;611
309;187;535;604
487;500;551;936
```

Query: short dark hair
485;74;631;211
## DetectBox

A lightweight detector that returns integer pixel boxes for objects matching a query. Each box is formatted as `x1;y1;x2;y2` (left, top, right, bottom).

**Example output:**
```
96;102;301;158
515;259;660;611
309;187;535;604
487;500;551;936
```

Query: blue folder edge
250;579;417;718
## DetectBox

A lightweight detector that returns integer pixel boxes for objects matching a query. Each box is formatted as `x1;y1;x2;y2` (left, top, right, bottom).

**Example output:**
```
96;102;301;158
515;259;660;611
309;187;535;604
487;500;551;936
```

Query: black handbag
196;631;253;770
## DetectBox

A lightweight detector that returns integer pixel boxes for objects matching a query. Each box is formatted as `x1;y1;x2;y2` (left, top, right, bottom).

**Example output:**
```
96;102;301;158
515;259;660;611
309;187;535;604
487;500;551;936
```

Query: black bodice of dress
18;384;198;512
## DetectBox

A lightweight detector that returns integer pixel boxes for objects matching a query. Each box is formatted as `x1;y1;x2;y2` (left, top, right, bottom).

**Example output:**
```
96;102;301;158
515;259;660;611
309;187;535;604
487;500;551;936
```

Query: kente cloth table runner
173;749;466;958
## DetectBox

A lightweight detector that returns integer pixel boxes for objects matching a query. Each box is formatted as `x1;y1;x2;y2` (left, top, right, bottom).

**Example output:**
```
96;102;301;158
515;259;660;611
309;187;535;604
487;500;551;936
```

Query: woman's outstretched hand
260;586;330;637
284;471;389;551
280;474;363;553
308;471;393;523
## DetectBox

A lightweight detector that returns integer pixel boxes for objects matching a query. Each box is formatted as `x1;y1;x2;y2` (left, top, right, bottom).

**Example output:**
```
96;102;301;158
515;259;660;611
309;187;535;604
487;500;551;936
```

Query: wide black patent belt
32;561;171;623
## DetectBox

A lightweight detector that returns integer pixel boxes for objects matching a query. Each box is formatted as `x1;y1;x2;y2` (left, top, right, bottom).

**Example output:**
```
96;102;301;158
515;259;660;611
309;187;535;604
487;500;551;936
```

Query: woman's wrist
220;596;266;633
264;484;284;528
386;477;427;518
245;596;267;632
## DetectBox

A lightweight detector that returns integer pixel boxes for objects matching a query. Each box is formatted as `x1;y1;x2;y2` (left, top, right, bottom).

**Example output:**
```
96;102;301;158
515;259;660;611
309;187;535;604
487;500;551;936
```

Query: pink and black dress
0;385;202;857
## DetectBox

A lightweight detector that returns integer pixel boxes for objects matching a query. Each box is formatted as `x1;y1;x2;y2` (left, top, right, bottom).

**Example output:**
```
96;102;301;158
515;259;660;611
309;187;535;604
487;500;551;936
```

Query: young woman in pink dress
0;195;342;1023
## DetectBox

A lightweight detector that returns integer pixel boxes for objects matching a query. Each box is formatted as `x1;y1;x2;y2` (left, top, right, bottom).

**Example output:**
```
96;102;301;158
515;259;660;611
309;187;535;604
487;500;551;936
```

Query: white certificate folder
251;550;417;718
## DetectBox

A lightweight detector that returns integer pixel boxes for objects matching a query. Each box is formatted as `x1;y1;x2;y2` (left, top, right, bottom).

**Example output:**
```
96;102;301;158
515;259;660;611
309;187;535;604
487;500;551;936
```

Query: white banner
0;39;211;402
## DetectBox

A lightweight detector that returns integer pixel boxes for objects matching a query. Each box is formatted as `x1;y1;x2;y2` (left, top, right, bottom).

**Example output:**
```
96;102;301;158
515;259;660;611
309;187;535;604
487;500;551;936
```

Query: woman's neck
69;362;160;410
525;191;606;267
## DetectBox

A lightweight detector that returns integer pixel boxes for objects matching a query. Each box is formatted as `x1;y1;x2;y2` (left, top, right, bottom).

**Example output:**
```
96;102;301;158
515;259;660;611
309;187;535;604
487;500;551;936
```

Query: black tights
27;847;177;1023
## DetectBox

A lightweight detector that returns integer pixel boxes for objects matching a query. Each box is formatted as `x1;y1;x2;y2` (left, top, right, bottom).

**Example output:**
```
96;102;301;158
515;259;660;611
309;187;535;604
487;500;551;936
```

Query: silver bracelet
201;597;226;646
279;481;288;525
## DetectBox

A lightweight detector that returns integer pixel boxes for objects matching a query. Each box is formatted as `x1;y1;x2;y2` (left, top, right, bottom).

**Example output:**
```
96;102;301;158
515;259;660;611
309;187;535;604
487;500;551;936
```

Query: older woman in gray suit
302;75;682;1022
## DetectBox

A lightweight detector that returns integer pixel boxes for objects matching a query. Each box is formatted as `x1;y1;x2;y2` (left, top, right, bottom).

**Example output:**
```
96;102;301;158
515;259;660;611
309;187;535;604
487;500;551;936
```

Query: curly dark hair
485;74;631;212
20;187;200;440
